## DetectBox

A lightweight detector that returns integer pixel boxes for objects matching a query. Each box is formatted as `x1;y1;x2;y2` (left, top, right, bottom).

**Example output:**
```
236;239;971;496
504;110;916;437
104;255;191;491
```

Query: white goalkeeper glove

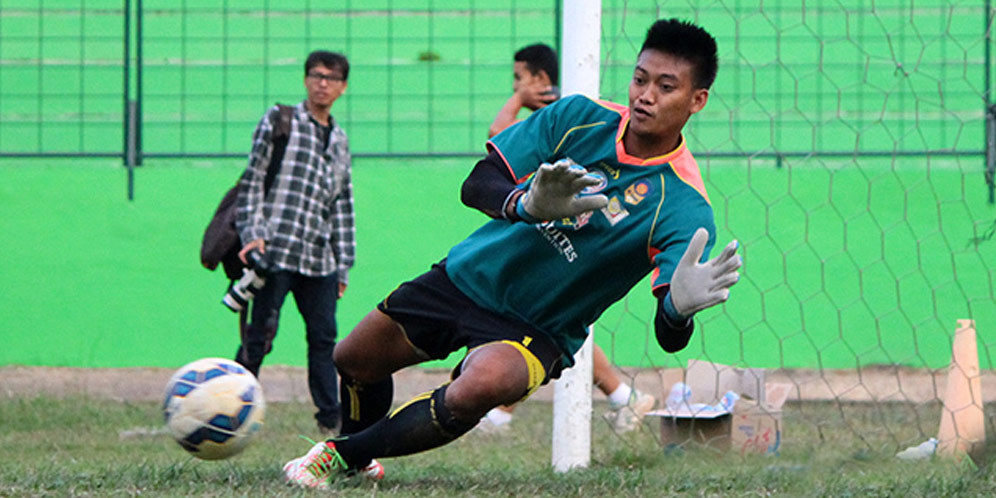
516;158;608;222
669;227;742;317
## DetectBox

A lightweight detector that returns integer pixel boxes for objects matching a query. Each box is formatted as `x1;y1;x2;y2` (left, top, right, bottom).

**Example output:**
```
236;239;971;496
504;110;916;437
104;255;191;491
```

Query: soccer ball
162;357;266;460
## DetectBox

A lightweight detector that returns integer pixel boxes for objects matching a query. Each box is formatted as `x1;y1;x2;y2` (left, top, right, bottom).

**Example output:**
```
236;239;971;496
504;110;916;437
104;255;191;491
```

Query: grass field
2;395;995;497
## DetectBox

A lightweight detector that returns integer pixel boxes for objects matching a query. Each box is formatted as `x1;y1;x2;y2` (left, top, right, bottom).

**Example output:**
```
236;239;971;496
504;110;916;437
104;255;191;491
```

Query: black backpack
200;104;294;281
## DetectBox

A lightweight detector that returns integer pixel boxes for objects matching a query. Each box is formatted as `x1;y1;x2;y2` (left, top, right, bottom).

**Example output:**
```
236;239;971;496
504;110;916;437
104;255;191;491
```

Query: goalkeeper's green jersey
446;94;715;365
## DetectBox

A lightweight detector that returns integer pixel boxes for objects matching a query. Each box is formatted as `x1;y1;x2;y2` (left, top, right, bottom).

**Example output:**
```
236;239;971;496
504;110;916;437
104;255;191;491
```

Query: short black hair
514;43;558;86
640;19;718;90
305;50;349;81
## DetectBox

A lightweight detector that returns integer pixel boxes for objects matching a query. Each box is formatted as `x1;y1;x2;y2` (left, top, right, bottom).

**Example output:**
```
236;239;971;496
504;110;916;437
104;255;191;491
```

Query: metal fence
1;1;994;196
4;2;996;454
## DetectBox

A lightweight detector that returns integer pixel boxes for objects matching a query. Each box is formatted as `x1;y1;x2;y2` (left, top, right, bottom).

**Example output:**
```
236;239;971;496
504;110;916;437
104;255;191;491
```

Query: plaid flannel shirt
236;101;355;283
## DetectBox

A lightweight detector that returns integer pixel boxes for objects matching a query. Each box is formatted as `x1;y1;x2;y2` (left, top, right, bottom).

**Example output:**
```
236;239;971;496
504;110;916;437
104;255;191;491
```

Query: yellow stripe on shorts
498;338;545;400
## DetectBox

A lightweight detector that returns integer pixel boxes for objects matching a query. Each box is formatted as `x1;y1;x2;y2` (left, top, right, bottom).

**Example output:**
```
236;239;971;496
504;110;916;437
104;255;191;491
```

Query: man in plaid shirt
235;50;355;434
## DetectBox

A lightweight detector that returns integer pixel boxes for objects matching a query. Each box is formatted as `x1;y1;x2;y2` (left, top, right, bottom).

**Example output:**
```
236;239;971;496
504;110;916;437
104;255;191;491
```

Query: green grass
2;396;996;497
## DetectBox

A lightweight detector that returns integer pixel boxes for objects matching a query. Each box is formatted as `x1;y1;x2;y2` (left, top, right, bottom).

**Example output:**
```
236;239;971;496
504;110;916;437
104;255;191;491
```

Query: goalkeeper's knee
427;384;479;437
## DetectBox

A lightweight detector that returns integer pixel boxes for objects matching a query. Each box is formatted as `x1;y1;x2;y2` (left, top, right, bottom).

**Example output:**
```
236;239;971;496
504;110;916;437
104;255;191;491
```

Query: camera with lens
222;249;272;313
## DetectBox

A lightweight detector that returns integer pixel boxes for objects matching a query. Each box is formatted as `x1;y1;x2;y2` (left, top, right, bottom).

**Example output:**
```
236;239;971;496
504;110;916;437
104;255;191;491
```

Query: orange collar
614;108;687;166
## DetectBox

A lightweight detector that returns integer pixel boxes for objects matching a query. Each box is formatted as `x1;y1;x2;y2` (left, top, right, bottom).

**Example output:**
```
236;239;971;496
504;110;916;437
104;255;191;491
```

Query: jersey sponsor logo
574;211;593;230
599;162;621;180
560;210;593;231
535;222;578;262
624;180;652;205
601;196;629;226
581;169;608;194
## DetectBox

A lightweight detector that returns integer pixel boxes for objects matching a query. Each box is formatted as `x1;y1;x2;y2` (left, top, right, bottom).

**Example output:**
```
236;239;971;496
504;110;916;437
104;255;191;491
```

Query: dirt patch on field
0;365;455;404
3;364;992;404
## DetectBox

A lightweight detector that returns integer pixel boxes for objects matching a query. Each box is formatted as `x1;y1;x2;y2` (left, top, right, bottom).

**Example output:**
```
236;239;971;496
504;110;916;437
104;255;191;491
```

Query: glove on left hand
519;158;608;221
669;227;742;317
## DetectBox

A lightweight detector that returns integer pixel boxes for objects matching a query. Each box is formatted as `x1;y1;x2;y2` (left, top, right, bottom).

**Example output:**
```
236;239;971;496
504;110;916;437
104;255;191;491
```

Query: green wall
2;3;996;372
1;158;479;369
3;156;993;370
0;2;987;156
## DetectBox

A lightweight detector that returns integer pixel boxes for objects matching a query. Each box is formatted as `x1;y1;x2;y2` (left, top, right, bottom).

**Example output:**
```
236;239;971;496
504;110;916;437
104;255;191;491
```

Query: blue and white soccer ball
162;357;266;460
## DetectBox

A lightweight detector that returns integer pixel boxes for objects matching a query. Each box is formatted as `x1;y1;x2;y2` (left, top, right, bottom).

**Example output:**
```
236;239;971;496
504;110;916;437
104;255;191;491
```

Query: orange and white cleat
283;440;346;489
283;440;385;487
357;459;385;480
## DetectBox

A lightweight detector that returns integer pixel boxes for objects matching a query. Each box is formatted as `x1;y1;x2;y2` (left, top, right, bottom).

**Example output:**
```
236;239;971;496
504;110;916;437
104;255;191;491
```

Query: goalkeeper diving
282;17;741;486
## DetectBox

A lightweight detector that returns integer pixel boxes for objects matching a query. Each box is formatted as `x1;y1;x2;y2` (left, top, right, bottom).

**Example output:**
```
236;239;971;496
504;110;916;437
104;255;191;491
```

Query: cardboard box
647;360;791;455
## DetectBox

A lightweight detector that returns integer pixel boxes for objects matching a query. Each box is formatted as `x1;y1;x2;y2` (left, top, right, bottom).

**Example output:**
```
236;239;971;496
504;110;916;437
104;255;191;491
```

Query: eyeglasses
307;72;345;83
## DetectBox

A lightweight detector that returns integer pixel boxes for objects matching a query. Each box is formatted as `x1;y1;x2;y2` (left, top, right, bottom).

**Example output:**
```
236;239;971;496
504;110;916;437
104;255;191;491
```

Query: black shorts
377;261;564;400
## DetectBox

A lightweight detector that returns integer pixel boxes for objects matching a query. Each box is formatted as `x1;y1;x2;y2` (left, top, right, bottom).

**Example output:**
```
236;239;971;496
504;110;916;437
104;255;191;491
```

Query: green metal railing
1;1;993;198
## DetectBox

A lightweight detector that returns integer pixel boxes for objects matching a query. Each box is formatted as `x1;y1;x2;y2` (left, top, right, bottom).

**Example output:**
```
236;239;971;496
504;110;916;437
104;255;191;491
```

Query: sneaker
358;459;385;480
317;411;342;436
475;417;511;435
474;408;513;434
605;391;656;433
283;440;347;489
317;420;340;437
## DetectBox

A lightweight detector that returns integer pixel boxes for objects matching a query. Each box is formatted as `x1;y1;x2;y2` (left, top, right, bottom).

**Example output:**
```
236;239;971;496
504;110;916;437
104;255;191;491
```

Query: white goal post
551;0;601;473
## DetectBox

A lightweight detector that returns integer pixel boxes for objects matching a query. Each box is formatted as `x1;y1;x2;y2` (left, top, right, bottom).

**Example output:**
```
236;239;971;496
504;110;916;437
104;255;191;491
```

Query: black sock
339;373;394;435
334;384;477;468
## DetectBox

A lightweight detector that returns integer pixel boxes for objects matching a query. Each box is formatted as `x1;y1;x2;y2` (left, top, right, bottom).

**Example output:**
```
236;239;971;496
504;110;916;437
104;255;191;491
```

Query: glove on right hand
669;227;742;317
519;158;609;221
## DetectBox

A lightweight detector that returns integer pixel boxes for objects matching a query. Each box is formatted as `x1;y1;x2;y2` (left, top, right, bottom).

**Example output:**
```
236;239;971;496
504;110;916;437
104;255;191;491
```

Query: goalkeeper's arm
653;228;742;353
461;152;608;222
654;289;695;353
460;150;527;221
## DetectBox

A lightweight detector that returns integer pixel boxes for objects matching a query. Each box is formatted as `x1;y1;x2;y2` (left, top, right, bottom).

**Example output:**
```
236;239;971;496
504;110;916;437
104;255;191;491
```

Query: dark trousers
236;270;341;428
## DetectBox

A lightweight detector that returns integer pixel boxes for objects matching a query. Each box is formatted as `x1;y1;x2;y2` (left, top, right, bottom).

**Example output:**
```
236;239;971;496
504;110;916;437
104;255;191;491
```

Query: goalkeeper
283;18;741;486
480;41;656;434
